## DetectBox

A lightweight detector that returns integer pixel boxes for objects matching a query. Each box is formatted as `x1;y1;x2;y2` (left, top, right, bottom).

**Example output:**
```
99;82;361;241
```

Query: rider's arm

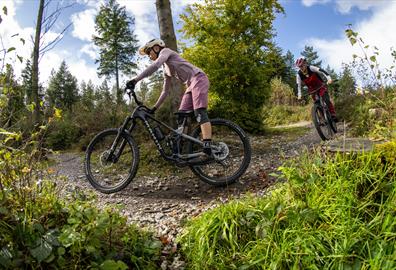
154;74;172;109
310;66;332;82
296;73;302;99
134;49;171;82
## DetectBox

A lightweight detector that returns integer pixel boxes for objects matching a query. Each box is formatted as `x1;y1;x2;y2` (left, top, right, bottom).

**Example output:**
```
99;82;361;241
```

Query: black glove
126;79;136;90
148;106;157;114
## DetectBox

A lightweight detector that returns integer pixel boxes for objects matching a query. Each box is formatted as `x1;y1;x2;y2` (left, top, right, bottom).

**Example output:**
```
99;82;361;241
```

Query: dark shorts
179;73;209;111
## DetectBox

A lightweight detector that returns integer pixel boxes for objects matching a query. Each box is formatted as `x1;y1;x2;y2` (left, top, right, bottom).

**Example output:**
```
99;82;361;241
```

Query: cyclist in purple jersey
126;39;213;156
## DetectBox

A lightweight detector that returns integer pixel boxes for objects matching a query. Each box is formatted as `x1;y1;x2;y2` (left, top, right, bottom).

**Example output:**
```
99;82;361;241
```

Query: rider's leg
321;90;337;118
189;73;212;155
195;108;212;155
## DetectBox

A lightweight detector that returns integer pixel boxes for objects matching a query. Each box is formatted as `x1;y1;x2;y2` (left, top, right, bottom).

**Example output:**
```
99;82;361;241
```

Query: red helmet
295;57;307;68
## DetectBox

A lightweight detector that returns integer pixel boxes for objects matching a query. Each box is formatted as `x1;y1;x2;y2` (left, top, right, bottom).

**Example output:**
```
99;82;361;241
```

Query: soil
50;122;347;269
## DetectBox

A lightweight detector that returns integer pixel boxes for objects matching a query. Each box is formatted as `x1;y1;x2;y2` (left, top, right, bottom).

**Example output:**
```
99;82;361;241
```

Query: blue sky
1;0;394;87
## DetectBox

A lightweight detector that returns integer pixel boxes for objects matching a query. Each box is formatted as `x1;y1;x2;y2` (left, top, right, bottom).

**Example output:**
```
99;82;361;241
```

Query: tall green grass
179;141;396;269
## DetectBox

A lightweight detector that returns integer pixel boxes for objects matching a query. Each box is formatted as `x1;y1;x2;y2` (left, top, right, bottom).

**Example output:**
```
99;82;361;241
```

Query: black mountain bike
310;83;337;141
84;85;252;194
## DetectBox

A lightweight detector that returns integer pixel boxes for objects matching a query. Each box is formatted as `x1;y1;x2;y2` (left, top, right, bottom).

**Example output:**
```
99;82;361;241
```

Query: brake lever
125;89;132;100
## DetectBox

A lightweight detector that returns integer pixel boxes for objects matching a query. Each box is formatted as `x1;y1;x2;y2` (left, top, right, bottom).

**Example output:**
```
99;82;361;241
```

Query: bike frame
108;90;208;166
309;85;331;122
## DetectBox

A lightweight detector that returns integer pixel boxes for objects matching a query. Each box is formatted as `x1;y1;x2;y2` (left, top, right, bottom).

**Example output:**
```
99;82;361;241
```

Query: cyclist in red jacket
296;57;337;121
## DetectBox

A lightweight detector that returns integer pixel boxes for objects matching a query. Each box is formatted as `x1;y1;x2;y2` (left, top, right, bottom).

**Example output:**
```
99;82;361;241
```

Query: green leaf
57;247;65;256
3;6;7;15
6;47;15;53
370;56;376;62
100;260;128;270
20;37;25;45
0;207;8;215
349;38;356;46
30;240;53;262
17;55;23;63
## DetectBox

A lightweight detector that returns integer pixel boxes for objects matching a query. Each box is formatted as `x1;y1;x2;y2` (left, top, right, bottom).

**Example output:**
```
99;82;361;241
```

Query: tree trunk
31;0;45;125
115;52;120;104
156;0;183;121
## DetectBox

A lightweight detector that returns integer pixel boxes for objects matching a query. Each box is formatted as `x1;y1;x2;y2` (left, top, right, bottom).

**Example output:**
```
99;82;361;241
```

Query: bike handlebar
301;79;339;97
125;86;142;106
124;86;155;114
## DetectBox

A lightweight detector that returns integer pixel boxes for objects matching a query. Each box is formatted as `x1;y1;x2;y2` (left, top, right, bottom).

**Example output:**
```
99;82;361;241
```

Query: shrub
336;89;396;139
46;116;81;150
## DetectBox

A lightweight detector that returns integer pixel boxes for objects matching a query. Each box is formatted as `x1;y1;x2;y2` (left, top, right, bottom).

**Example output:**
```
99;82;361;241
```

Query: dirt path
50;122;327;269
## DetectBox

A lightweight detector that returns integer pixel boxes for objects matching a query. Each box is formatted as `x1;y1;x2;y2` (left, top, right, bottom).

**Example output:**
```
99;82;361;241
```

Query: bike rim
87;133;135;190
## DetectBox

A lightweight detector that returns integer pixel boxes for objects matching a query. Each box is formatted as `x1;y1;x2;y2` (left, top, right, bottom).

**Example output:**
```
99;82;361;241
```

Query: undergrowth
0;130;162;269
179;140;396;269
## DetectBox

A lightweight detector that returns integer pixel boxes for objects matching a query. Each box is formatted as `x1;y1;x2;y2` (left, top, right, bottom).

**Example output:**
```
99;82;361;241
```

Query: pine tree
338;64;357;98
47;61;79;111
301;46;322;67
325;65;339;98
283;50;297;92
80;80;95;109
93;0;138;105
21;59;33;105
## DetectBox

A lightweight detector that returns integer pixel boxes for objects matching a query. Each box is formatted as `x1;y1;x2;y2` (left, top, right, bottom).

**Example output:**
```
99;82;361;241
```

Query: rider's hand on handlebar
126;79;136;90
148;106;157;114
327;78;333;85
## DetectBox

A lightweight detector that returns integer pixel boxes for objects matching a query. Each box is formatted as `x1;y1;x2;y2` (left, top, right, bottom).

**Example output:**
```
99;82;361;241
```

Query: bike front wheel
85;129;139;194
312;104;335;141
188;119;251;186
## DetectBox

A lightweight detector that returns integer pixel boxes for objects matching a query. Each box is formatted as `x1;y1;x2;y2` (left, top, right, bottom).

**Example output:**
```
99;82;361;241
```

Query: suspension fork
108;116;135;161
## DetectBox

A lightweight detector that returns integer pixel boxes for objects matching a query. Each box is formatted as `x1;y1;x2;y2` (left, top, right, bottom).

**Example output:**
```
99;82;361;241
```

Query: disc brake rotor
99;151;113;167
212;142;229;161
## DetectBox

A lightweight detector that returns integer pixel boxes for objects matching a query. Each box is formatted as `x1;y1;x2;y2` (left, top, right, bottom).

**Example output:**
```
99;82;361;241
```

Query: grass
263;104;311;127
178;140;396;269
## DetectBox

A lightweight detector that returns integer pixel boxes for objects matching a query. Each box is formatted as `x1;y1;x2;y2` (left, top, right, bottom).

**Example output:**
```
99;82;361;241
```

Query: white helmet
139;38;165;55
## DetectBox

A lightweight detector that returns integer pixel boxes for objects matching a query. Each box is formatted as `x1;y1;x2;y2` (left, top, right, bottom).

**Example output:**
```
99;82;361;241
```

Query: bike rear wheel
188;119;251;186
85;129;139;194
312;104;334;141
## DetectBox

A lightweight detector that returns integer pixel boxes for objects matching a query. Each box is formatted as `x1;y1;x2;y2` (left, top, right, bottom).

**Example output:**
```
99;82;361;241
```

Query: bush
0;129;162;269
46;116;81;150
336;89;396;139
179;141;396;269
268;77;297;106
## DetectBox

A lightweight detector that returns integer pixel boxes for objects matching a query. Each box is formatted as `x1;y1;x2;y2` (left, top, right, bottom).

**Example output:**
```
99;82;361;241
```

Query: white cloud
334;0;388;14
81;43;98;60
301;0;388;14
302;0;330;7
306;1;396;74
71;8;97;42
